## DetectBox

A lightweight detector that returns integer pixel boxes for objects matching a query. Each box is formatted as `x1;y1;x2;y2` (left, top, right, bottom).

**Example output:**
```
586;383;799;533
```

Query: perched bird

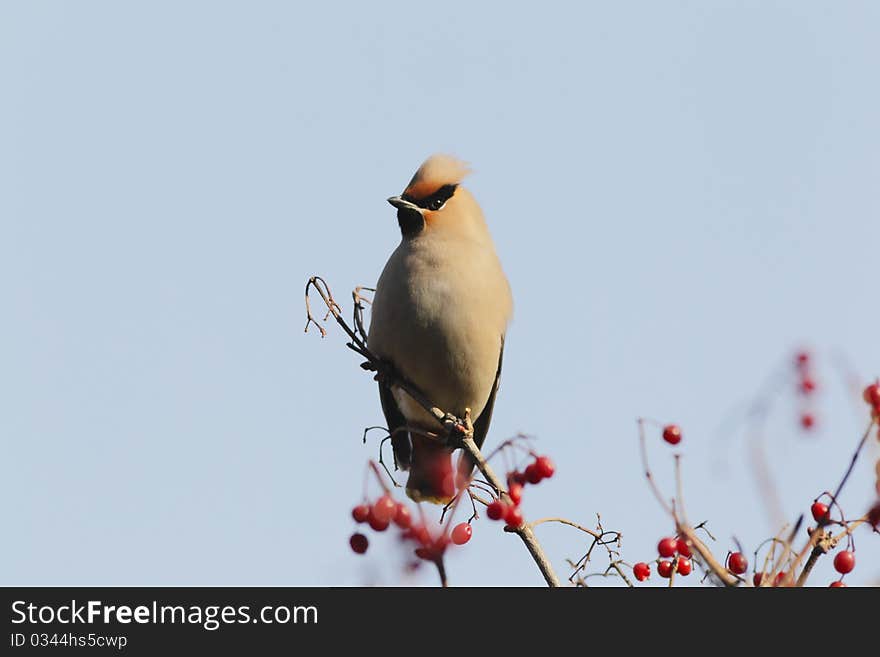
367;154;513;504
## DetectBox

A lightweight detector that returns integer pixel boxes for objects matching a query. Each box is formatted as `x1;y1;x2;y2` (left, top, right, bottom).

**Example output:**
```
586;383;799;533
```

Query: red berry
675;537;692;557
393;503;412;529
451;522;472;545
810;501;829;523
662;424;682;445
727;552;748;575
657;537;677;558
676;558;692;576
352;504;370;523
505;506;524;529
833;550;855;574
508;483;523;505
509;470;527;486
800;413;815;430
534;455;555;479
829;580;847;588
774;571;789;587
800;377;817;394
524;463;543;485
371;495;397;523
487;500;506;521
795;351;810;368
752;572;763;587
633;562;651;581
368;514;390;532
863;382;880;407
349;533;368;554
657;560;674;578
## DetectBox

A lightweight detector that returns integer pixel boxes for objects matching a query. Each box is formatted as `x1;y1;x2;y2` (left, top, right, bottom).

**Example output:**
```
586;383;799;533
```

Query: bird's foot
442;408;473;447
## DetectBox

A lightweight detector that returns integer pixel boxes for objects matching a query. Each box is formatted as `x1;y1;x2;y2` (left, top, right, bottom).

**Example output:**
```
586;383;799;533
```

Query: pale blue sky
2;2;878;586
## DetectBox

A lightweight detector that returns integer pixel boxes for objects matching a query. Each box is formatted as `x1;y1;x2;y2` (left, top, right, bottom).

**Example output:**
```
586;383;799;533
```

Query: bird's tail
405;434;456;505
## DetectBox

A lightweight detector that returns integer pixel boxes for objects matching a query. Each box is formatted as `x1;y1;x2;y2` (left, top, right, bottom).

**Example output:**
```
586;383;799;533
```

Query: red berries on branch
347;492;474;559
487;454;556;530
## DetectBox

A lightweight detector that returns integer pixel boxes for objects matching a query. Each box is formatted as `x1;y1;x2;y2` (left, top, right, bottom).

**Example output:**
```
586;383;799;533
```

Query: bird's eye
428;198;445;211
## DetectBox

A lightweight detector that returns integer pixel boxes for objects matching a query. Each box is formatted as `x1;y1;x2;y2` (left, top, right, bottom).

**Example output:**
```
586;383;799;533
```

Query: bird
367;154;513;504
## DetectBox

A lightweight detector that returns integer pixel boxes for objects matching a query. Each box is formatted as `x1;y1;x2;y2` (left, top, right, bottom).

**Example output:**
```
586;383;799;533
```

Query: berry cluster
486;454;555;530
348;493;471;561
632;535;693;582
795;351;817;431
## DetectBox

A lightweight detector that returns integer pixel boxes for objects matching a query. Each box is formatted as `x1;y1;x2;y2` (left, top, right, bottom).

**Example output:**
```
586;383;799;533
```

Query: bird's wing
473;335;504;449
378;378;411;470
458;335;505;480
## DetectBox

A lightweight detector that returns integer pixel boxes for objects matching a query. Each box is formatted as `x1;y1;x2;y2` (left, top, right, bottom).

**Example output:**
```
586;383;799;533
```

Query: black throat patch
397;207;425;237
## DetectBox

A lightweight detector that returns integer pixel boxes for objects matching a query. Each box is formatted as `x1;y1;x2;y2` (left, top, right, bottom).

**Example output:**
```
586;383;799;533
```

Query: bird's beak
387;196;421;212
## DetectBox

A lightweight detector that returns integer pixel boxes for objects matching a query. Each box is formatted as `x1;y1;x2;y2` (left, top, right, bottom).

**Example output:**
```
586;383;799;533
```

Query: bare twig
529;517;603;540
822;418;876;525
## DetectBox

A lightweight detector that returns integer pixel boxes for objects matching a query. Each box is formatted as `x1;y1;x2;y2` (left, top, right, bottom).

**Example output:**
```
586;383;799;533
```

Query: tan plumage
367;154;513;503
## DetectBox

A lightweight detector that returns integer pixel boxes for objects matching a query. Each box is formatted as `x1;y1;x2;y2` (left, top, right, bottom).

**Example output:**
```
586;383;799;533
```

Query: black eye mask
403;184;458;211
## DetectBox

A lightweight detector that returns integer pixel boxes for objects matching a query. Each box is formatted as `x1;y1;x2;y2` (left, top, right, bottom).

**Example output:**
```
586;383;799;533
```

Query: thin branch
637;418;674;515
676;524;738;587
529;517;603;540
822;418;876;525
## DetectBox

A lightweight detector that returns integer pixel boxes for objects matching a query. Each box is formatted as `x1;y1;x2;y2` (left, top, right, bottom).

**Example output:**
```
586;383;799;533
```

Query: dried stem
529;517;603;540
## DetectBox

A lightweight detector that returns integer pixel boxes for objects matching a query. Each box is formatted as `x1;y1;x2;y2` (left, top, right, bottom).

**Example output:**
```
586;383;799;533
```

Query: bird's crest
403;154;471;200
